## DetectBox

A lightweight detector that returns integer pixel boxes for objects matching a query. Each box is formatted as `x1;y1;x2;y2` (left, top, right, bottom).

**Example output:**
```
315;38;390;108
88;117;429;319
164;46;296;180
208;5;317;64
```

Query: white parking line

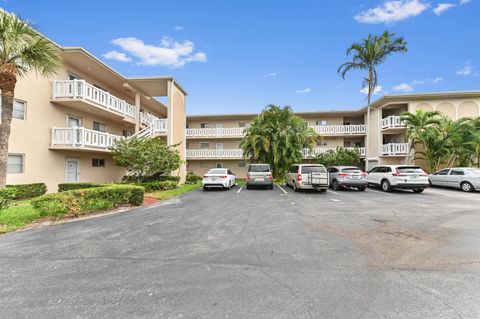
327;190;339;195
237;186;243;194
277;185;288;194
366;188;393;196
330;198;340;202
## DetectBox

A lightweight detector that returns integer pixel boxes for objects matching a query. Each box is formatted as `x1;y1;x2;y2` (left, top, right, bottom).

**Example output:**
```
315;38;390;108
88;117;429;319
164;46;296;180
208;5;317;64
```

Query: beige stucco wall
187;118;253;129
169;83;187;183
409;98;480;119
187;160;248;177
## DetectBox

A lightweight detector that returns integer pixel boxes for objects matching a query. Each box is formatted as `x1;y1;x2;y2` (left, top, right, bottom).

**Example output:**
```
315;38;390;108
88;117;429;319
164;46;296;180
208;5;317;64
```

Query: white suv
366;165;430;193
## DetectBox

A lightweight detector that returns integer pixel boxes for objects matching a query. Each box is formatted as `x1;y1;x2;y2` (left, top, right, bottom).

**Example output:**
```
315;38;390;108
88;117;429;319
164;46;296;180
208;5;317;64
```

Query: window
238;162;246;167
369;167;380;173
92;159;105;167
7;154;24;174
450;169;464;176
316;120;327;126
397;166;423;174
68;73;79;80
435;169;450;175
301;165;326;174
344;141;352;147
249;164;270;172
216;163;224;168
13;99;26;120
122;130;132;137
200;123;209;128
200;142;210;149
93;121;106;132
239;122;246;128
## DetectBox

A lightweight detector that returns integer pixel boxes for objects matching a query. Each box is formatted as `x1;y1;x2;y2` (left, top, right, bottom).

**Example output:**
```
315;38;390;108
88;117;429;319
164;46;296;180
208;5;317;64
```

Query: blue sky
3;0;479;114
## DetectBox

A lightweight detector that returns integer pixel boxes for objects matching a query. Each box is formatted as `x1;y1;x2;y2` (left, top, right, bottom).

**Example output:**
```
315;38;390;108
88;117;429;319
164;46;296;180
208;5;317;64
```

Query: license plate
255;177;264;182
210;177;217;181
409;175;419;179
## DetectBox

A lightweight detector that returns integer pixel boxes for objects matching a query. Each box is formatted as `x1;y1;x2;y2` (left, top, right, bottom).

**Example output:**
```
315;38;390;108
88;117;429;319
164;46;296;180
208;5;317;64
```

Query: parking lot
1;185;480;318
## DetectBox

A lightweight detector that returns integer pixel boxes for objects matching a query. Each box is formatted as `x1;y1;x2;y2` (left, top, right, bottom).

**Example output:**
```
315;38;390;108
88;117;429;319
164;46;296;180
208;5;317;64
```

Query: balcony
186;149;244;159
52;80;136;123
152;119;167;135
303;147;366;158
380;143;409;156
381;116;406;130
50;127;123;152
186;127;246;138
309;124;367;136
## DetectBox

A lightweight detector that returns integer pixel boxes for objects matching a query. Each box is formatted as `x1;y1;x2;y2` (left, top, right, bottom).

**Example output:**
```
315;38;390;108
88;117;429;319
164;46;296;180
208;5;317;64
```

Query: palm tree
241;105;317;179
338;31;407;170
400;109;441;164
0;11;61;186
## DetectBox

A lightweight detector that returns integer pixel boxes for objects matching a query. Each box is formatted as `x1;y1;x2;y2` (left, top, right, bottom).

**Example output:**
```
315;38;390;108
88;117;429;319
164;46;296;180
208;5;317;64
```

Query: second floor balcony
380;143;409;156
50;127;123;152
186;127;246;138
52;80;136;122
381;116;406;130
309;124;366;136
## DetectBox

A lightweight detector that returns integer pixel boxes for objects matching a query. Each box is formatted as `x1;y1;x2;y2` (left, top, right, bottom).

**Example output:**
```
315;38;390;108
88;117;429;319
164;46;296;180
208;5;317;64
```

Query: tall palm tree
0;11;61;186
241;105;317;179
338;31;407;170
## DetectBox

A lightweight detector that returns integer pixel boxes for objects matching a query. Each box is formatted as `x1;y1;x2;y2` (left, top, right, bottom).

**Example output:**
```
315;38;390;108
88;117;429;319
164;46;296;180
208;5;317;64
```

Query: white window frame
92;158;106;167
7;153;25;174
216;163;224;168
13;99;26;120
200;123;209;128
93;121;107;133
239;122;246;128
67;115;82;127
316;120;327;126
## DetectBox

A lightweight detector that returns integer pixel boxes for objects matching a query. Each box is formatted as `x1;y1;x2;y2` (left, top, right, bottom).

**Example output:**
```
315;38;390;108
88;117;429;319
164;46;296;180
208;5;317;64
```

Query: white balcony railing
186;149;244;159
53;80;136;119
303;147;366;158
186;127;246;138
152;119;167;134
310;124;366;135
381;116;406;129
51;127;123;150
380;143;409;156
140;112;158;126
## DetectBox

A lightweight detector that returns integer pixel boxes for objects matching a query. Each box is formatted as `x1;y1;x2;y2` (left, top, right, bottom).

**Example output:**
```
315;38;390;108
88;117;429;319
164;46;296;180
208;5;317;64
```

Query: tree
0;11;61;187
240;105;317;179
109;137;182;182
314;147;361;167
338;31;407;170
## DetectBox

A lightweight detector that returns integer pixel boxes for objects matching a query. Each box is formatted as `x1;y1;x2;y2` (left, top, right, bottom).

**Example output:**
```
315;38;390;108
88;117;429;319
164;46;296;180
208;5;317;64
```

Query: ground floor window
7;154;24;174
238;162;246;167
216;163;224;168
92;158;106;167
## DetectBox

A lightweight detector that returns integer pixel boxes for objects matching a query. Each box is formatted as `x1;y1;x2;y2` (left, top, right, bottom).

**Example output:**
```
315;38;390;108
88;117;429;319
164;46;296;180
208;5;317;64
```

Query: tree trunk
0;63;17;187
365;68;372;171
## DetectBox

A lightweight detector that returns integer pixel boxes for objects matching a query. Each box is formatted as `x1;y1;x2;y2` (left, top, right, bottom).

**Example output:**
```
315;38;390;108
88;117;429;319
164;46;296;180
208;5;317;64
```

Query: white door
216;143;223;157
65;158;80;182
67;116;82;144
67;116;81;127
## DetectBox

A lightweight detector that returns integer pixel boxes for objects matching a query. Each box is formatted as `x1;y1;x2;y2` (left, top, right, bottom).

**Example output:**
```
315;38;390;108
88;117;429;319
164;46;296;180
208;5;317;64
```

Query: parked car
246;164;273;189
429;167;480;192
366;165;429;193
202;168;236;190
327;166;368;191
285;164;329;192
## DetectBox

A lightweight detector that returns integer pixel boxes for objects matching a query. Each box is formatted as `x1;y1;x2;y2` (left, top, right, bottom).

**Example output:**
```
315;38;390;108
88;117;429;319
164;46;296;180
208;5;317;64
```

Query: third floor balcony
52;80;136;123
381;116;406;130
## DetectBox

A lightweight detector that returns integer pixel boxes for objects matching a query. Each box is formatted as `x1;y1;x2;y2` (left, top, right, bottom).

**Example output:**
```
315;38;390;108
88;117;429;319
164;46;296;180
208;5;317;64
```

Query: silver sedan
429;167;480;192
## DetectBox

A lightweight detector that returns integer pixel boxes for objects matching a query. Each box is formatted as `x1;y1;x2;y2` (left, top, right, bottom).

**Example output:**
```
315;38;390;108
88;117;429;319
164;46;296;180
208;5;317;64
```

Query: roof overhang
127;76;188;97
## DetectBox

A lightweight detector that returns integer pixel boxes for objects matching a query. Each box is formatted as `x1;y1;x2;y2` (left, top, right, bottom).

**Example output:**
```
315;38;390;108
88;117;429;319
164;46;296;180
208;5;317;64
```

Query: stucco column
134;93;141;133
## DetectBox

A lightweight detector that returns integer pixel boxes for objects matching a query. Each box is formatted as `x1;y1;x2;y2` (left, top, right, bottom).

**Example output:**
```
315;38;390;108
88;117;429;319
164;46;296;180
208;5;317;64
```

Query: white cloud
460;0;471;4
173;25;184;31
108;36;207;68
360;85;382;95
296;88;311;94
102;50;132;62
354;0;429;24
431;77;444;83
392;83;414;92
456;65;475;76
433;3;456;15
411;79;425;85
263;72;277;78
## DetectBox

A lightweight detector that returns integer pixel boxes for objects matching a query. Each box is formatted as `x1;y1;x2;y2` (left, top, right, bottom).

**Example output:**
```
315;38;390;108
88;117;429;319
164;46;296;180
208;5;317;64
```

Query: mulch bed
143;196;159;205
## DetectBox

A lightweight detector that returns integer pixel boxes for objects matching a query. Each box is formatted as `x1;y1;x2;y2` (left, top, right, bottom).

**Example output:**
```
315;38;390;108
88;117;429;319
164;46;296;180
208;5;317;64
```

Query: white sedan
202;168;236;190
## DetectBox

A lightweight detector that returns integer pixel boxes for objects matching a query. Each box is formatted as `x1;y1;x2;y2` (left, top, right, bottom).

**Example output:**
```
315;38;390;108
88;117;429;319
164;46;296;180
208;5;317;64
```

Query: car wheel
246;185;251;190
332;180;340;191
461;181;474;192
358;186;366;191
413;188;424;193
428;180;432;186
203;186;208;191
293;182;298;192
381;179;392;192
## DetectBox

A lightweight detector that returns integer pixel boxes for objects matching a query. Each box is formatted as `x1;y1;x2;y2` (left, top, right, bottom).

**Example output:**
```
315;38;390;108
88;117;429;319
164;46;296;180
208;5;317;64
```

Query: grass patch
148;182;202;200
236;178;246;186
0;205;41;233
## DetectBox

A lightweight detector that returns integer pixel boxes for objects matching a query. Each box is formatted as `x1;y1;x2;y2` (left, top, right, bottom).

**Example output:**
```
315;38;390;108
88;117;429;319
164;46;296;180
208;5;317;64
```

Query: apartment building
7;46;187;192
185;91;480;177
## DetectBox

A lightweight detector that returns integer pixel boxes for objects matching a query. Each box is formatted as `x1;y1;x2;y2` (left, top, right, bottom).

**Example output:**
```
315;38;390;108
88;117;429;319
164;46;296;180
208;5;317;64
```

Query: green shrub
0;188;17;211
32;185;144;217
122;174;181;183
58;182;105;192
6;183;47;199
186;172;202;184
137;180;178;192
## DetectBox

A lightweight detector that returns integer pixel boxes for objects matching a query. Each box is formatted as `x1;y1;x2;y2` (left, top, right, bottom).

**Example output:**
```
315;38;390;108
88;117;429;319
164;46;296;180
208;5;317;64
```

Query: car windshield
301;166;326;173
207;169;226;175
249;165;270;172
397;166;424;174
342;167;362;173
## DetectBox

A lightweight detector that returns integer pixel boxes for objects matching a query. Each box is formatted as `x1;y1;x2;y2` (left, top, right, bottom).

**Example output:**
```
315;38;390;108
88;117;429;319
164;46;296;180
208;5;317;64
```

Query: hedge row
136;180;178;192
0;188;17;210
58;183;105;192
6;183;47;199
186;172;202;184
32;185;144;217
121;175;181;183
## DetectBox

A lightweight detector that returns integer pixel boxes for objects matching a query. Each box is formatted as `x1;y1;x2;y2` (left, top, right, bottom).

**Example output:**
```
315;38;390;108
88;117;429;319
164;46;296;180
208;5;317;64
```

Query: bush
121;174;181;183
137;180;178;192
314;146;361;167
6;183;47;199
186;172;202;184
32;185;144;217
58;182;105;192
0;188;17;211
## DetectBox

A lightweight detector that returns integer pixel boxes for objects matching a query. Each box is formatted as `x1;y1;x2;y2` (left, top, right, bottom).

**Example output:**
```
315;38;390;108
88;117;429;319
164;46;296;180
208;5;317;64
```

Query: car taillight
338;173;349;177
246;175;250;181
392;169;406;176
203;175;208;179
219;176;227;179
297;173;302;181
361;172;367;177
268;175;273;180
